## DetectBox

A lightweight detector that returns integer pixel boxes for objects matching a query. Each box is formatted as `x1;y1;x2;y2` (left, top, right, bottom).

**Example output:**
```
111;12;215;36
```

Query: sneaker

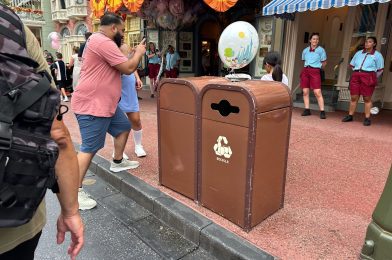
320;111;326;119
138;96;143;100
63;96;69;102
301;109;311;116
110;159;139;173
363;118;371;126
135;145;147;157
150;94;155;98
112;152;129;161
78;188;97;210
342;115;353;122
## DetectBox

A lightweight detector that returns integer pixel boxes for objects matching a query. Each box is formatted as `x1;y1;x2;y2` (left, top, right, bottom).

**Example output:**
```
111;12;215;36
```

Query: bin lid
159;77;228;114
202;80;291;113
201;80;291;127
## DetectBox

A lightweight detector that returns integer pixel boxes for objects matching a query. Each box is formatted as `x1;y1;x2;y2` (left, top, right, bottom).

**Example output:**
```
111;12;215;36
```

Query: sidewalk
63;90;392;259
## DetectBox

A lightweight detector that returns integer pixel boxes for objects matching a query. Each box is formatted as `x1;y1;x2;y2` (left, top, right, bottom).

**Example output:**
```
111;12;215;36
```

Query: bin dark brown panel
158;77;226;200
199;80;292;231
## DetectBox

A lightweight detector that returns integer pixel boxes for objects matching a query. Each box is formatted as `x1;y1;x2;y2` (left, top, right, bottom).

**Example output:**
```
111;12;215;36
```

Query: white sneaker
111;152;129;160
78;188;97;210
135;145;146;157
110;159;139;173
63;96;69;102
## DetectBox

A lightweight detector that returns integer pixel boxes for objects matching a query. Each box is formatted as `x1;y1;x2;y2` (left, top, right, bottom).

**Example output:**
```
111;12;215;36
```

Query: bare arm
51;119;84;260
134;70;143;90
147;52;156;58
115;39;146;75
68;56;75;68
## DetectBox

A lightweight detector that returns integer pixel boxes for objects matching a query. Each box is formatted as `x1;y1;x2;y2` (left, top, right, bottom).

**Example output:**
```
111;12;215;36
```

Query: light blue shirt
146;50;161;64
302;46;327;68
165;52;180;70
350;49;384;72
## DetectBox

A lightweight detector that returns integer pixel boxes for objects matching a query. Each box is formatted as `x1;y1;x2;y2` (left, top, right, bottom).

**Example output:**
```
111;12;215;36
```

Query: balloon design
218;21;259;70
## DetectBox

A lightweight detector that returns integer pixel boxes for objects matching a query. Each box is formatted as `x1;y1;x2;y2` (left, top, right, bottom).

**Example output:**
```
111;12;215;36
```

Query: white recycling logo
213;136;233;159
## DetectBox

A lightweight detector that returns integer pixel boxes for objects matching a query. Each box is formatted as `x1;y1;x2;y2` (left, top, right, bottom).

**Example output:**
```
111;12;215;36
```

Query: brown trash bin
199;80;292;231
158;77;226;200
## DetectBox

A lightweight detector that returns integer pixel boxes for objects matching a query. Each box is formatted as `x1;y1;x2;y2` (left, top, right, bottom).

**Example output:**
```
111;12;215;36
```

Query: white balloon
218;21;259;70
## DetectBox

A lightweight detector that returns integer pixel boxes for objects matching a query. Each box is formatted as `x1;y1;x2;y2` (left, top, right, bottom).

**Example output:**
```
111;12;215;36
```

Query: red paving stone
63;90;392;259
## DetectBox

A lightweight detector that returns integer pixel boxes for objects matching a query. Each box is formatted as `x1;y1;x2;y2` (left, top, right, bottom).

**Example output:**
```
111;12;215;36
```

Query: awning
263;0;391;16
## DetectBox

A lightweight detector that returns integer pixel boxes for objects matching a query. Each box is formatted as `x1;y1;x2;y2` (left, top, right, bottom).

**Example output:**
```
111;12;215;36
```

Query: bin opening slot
211;100;240;117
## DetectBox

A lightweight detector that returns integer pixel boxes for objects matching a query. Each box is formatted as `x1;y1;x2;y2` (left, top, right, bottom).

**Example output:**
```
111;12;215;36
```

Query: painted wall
42;1;56;56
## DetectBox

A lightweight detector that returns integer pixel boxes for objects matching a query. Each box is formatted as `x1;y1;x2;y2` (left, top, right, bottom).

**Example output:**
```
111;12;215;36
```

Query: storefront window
255;17;274;77
346;3;379;81
76;24;88;36
128;33;141;48
179;32;193;72
60;27;70;37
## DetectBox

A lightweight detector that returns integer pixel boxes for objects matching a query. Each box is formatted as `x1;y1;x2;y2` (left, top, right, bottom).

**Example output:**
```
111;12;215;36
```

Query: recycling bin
158;77;226;200
199;80;292;231
360;166;392;259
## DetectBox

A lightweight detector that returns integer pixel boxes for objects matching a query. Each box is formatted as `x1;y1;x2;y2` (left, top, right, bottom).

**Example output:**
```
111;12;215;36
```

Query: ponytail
272;64;283;82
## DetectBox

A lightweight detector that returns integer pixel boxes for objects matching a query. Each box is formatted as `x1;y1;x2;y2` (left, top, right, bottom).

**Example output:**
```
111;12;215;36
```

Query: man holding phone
71;12;146;210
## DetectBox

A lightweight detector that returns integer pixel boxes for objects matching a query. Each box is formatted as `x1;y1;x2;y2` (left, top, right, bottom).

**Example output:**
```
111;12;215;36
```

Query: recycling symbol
213;136;232;159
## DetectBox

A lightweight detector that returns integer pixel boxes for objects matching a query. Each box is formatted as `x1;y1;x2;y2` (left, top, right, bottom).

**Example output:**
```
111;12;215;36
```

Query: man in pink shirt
71;13;146;210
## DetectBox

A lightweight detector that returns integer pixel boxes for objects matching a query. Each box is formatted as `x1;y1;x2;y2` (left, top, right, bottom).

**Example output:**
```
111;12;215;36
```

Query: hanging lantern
203;0;238;12
122;0;144;13
106;0;123;12
90;0;106;18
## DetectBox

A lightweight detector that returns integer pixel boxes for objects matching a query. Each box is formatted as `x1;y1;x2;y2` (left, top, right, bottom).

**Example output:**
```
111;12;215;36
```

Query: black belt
305;66;320;69
353;70;373;73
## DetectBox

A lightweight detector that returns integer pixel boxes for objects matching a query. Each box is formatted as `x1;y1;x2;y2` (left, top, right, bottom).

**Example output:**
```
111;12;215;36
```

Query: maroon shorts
300;67;321;89
165;68;178;78
148;63;160;79
349;71;377;97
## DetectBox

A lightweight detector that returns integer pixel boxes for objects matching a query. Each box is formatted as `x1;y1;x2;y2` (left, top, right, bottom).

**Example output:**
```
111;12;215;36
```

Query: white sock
133;129;143;146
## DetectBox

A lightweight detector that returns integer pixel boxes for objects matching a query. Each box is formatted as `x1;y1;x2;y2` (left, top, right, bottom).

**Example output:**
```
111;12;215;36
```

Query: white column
282;18;299;91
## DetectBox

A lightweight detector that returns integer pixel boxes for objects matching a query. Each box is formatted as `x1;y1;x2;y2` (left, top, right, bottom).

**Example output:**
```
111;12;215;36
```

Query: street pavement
57;87;392;259
35;171;217;260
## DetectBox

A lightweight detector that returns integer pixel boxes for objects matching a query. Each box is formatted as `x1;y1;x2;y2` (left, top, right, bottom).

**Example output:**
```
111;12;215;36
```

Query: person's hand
136;78;143;90
57;212;84;260
135;38;146;56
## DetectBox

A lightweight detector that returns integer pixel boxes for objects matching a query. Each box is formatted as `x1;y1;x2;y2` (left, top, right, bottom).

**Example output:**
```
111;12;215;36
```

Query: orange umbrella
203;0;238;12
90;0;107;18
122;0;144;13
106;0;123;12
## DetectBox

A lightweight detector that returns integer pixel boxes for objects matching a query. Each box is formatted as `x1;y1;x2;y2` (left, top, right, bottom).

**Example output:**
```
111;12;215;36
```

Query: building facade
264;1;392;111
6;0;55;53
50;0;92;62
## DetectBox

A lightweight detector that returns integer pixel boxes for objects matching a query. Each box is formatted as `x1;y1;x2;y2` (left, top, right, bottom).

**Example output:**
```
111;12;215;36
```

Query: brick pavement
63;90;392;259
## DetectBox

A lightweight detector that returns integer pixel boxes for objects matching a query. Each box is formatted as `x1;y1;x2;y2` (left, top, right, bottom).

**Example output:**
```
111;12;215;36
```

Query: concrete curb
88;153;275;260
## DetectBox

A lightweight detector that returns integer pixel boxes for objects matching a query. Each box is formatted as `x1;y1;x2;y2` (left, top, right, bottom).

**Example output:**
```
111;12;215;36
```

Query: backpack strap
0;24;24;49
0;76;51;150
0;7;23;31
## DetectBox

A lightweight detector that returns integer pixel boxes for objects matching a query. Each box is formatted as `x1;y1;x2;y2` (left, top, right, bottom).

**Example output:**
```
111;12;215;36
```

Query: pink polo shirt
71;33;127;117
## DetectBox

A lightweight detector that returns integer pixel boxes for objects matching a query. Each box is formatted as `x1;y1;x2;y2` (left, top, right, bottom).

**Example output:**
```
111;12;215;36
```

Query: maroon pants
165;68;178;78
349;71;377;97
